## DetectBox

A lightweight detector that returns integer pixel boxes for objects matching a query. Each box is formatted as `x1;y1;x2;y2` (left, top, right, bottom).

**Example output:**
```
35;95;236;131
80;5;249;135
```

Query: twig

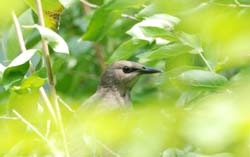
35;0;69;157
234;0;241;6
93;43;106;71
45;120;51;137
58;96;75;113
13;110;48;142
12;12;26;52
39;88;58;122
80;0;99;9
12;110;59;155
12;12;58;123
121;14;139;21
0;115;18;120
95;139;121;157
198;51;214;72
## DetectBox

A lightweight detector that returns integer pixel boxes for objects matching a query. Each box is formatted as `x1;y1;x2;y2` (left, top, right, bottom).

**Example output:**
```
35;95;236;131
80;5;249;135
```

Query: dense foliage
1;0;250;156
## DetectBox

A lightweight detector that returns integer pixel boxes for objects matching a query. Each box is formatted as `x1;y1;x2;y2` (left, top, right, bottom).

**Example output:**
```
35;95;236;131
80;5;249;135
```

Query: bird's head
99;60;162;91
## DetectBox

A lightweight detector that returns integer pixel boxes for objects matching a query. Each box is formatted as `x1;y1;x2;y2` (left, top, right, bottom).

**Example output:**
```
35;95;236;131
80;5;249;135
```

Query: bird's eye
122;66;132;73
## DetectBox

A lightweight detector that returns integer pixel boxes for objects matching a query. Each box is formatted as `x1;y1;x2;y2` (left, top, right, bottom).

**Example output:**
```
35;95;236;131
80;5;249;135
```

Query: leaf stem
12;12;58;123
35;0;70;156
198;51;214;72
12;110;59;155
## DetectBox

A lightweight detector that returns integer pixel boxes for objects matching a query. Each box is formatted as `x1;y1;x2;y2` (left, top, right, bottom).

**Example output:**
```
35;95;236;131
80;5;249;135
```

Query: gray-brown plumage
81;60;162;109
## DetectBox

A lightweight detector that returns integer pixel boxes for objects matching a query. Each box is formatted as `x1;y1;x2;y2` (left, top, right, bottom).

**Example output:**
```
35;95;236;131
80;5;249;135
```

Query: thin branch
0;115;18;120
12;12;58;123
39;88;58;122
80;0;99;9
234;0;241;6
58;96;75;113
121;14;139;21
45;120;51;137
13;110;48;142
35;0;69;157
198;51;214;73
95;139;121;157
12;110;59;155
93;43;106;71
12;12;26;52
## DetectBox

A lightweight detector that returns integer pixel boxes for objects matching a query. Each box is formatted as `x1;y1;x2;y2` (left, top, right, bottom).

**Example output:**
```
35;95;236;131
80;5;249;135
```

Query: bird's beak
139;66;163;74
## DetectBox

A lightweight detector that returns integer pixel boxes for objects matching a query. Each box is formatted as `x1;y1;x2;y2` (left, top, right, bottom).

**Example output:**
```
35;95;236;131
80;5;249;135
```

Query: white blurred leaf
127;14;180;43
24;24;69;54
0;63;6;73
8;49;37;67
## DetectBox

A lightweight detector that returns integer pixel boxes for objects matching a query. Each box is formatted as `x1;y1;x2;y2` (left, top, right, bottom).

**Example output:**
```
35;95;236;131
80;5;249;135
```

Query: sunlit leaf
178;70;228;88
127;14;180;42
137;43;192;62
8;49;38;67
140;26;176;39
3;49;38;89
24;24;69;54
24;0;64;30
83;0;148;41
108;39;147;63
12;74;46;94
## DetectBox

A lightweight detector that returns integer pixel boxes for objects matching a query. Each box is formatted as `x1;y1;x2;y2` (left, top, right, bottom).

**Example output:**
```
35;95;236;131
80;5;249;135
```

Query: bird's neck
97;86;131;104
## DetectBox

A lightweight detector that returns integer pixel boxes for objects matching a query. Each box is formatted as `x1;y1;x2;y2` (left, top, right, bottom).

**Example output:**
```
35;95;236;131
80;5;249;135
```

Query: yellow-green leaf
24;0;64;30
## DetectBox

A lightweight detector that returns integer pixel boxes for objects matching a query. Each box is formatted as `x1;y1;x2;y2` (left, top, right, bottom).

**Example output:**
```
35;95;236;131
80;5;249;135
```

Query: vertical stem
93;43;106;71
198;52;214;72
81;1;106;71
12;12;58;123
34;0;70;157
12;12;26;52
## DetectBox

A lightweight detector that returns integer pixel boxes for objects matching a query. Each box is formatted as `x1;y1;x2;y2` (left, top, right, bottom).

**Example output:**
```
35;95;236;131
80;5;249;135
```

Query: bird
81;60;162;109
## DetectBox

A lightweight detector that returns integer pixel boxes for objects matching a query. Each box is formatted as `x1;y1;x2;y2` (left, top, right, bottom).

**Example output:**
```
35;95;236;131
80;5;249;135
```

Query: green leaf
140;26;176;39
82;7;121;41
3;49;38;89
108;39;147;63
127;14;180;43
24;0;64;29
3;63;29;90
24;25;69;54
178;70;228;88
137;43;192;62
12;74;46;94
83;0;148;41
177;32;203;54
